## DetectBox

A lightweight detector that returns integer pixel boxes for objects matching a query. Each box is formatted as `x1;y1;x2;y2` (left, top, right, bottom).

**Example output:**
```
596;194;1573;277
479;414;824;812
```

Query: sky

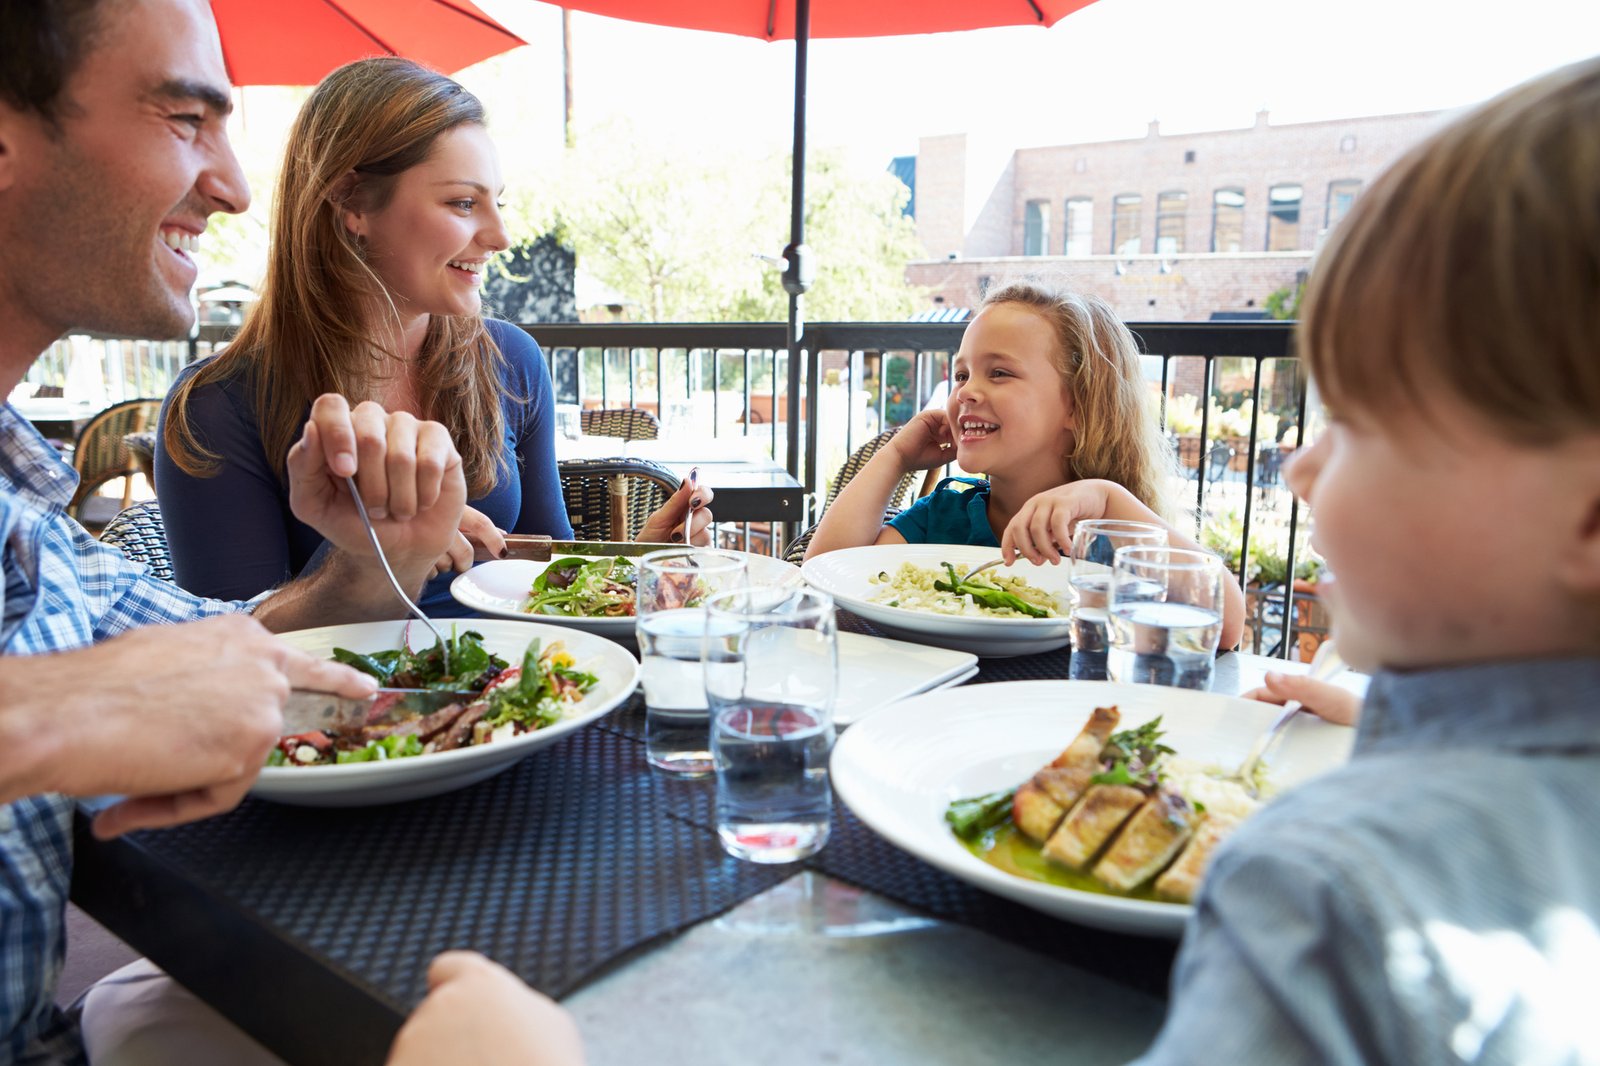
465;0;1600;167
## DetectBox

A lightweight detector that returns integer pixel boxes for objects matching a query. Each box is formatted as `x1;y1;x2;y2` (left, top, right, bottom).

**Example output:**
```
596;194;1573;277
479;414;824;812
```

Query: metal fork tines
343;475;449;673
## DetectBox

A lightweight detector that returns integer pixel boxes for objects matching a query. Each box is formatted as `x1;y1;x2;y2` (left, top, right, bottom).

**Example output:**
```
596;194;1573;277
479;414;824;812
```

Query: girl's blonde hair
164;57;512;495
980;280;1179;522
1302;56;1600;442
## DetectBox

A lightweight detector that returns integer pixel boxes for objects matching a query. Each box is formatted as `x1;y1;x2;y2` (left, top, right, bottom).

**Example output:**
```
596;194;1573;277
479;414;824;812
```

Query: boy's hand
387;952;585;1066
1000;482;1114;565
1241;671;1363;726
888;409;956;471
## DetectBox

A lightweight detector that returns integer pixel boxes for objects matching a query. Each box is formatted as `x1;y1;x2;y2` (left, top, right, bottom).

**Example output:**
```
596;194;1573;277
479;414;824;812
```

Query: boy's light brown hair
1301;56;1600;443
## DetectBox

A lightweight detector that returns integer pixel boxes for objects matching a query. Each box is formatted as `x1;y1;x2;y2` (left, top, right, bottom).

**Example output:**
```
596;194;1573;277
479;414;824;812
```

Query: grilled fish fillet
1093;792;1197;892
1011;705;1121;842
1042;784;1146;868
1153;813;1241;903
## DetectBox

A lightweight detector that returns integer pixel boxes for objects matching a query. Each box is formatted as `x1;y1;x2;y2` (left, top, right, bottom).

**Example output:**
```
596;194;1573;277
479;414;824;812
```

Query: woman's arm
495;324;574;539
1001;479;1248;650
805;410;951;558
156;367;300;599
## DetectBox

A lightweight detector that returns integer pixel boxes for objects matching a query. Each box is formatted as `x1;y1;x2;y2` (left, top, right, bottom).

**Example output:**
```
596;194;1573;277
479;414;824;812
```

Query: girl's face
345;124;510;323
946;302;1076;481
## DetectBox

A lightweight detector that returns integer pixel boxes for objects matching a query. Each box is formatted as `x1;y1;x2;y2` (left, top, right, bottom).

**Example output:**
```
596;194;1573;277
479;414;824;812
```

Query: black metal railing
26;319;1313;658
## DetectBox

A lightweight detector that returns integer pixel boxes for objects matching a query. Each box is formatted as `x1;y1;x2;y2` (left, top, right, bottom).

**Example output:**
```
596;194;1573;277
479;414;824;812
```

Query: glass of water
703;587;837;864
636;548;749;775
1107;547;1226;690
1069;519;1168;663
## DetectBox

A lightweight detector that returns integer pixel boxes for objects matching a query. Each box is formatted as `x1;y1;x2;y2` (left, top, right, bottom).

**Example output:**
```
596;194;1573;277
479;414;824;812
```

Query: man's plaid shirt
0;406;239;1064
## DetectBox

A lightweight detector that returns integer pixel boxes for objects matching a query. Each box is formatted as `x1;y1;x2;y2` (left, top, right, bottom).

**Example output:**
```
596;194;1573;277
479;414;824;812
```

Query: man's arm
250;397;466;633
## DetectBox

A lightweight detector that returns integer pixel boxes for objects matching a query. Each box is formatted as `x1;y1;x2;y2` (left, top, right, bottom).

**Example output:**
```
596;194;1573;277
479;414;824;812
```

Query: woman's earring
353;233;368;260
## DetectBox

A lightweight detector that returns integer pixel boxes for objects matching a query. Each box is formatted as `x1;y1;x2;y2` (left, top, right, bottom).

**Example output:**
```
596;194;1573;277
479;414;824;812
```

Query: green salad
523;556;638;618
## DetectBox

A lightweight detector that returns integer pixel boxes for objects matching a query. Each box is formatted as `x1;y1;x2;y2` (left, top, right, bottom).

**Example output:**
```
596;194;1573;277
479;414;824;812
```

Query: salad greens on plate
523;557;638;618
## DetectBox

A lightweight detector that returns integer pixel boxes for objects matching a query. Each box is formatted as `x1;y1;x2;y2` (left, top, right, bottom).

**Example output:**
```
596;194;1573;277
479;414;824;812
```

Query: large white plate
450;552;803;639
831;680;1355;936
257;619;640;807
834;631;978;727
802;544;1076;657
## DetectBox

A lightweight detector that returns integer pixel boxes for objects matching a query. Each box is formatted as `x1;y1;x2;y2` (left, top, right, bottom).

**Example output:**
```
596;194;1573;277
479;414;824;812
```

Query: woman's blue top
154;318;573;617
885;476;998;546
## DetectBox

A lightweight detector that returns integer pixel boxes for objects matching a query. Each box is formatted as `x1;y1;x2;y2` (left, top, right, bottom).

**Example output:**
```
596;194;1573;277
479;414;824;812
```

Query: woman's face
347;124;510;322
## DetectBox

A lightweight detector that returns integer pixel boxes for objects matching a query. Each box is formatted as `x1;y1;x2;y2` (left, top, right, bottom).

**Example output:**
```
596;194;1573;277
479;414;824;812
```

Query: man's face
0;0;249;347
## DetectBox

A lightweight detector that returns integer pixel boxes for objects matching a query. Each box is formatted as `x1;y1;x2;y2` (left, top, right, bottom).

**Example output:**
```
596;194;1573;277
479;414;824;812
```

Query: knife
281;688;477;737
472;536;678;563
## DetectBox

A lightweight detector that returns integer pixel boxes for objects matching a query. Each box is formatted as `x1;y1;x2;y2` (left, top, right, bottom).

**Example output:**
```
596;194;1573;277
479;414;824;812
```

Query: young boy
1134;57;1600;1064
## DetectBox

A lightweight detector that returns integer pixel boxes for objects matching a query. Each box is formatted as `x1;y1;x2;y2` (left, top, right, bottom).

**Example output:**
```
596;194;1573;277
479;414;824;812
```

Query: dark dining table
69;623;1335;1066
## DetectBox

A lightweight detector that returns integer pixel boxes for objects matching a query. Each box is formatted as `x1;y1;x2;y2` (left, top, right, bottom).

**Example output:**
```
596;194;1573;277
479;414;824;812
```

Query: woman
158;58;710;616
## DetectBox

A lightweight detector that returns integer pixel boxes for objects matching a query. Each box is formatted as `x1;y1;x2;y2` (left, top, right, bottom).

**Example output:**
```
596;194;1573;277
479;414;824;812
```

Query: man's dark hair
0;0;108;127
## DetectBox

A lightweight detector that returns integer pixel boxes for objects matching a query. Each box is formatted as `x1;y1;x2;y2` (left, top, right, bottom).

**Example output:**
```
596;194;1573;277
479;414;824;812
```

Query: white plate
257;619;640;807
802;544;1076;657
450;552;803;639
834;631;978;727
830;680;1355;936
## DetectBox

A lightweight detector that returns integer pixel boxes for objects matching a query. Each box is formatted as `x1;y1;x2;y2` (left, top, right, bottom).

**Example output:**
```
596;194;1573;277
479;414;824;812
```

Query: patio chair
558;457;681;542
67;398;162;529
780;427;931;563
1185;438;1234;485
97;499;174;583
579;407;660;441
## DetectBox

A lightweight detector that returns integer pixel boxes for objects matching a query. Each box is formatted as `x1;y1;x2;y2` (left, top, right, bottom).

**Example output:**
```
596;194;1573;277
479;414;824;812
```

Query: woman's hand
432;506;505;578
1241;671;1363;726
888;409;956;472
635;470;717;545
1000;482;1116;565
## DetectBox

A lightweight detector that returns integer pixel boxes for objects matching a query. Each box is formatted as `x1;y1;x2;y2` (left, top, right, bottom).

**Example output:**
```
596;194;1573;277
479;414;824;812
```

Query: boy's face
1285;393;1599;672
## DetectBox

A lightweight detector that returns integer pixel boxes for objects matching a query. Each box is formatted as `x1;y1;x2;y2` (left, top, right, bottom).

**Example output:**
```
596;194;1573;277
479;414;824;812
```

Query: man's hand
286;396;467;589
387;952;585;1066
434;505;504;577
0;616;376;836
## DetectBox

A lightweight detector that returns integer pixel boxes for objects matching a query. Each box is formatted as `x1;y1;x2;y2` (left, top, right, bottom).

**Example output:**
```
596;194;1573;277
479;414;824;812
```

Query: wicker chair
97;499;175;583
558;457;680;542
579;407;660;442
68;398;162;528
780;427;935;562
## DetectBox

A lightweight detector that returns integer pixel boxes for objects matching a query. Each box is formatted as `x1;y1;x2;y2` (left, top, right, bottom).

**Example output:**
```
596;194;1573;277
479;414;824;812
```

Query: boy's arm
1131;840;1396;1066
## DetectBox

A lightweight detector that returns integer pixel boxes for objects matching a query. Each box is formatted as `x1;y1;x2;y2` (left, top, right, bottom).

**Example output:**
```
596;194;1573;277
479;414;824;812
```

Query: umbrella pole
782;0;816;519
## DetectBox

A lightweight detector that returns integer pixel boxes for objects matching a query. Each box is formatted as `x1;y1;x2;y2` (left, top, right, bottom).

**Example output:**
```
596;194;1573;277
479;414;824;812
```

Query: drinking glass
635;548;749;775
703;587;837;864
1068;519;1167;680
1106;546;1226;690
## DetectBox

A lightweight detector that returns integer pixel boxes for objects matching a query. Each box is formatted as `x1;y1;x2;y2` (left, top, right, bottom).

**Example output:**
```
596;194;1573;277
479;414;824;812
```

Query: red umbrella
535;0;1100;489
209;0;525;86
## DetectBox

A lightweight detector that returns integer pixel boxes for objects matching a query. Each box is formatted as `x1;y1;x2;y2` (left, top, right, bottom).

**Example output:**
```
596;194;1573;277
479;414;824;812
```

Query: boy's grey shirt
1135;658;1600;1066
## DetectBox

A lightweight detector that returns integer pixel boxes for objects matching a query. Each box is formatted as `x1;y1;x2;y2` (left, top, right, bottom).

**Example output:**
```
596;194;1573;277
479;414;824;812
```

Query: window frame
1111;193;1142;256
1063;196;1093;257
1210;187;1245;253
1265;183;1303;251
1155;189;1187;255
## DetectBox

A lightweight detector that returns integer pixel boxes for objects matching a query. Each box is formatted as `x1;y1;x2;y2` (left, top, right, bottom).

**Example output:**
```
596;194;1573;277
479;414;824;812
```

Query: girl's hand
888;409;956;472
1240;671;1363;727
635;471;717;545
1000;482;1114;565
432;506;503;578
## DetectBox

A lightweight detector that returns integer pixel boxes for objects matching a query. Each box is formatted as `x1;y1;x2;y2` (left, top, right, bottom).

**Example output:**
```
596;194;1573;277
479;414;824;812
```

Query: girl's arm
804;410;951;558
1001;479;1248;650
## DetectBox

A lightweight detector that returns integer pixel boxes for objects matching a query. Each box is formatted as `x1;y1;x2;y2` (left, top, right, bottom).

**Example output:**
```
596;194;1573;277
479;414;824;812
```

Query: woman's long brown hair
164;57;512;496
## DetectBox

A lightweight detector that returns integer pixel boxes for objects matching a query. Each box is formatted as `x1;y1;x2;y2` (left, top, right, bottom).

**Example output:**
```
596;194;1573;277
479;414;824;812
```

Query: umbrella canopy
544;0;1101;500
210;0;525;86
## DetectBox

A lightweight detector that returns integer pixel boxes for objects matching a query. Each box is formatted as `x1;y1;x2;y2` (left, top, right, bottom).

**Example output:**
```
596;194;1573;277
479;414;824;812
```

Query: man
0;0;472;1060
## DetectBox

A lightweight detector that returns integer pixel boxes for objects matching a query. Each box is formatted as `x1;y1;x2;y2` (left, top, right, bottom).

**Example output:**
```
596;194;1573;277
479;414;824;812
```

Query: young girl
806;280;1245;649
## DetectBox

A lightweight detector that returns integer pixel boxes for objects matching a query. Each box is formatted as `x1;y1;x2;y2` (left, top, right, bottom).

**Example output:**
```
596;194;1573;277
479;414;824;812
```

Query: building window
1184;150;1196;164
1155;191;1187;254
1023;200;1050;256
1112;194;1142;255
1266;184;1302;251
1211;188;1244;253
1063;198;1093;257
1326;179;1362;230
1339;135;1357;153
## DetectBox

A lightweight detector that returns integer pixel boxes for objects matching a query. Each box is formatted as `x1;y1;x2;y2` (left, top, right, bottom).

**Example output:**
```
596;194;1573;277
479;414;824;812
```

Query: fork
1229;639;1347;797
343;475;450;674
957;556;1006;583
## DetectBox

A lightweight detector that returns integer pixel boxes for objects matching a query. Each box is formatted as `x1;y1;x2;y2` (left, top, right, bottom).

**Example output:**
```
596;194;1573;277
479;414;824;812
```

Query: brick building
902;109;1446;320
